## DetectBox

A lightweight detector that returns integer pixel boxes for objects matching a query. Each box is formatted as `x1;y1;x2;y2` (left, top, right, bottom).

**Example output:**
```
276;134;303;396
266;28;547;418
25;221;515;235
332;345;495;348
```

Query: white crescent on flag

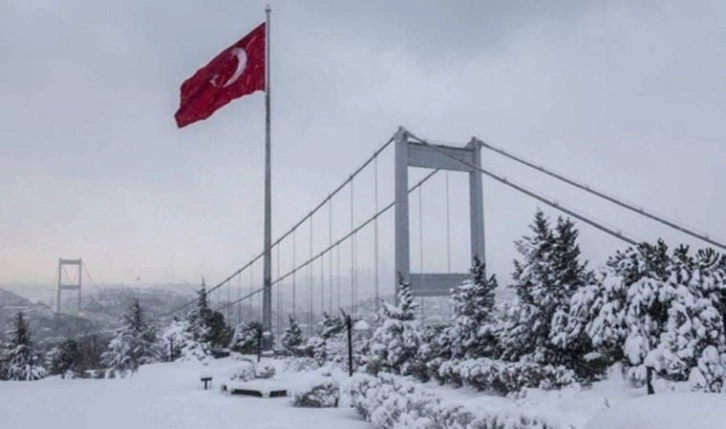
223;48;247;87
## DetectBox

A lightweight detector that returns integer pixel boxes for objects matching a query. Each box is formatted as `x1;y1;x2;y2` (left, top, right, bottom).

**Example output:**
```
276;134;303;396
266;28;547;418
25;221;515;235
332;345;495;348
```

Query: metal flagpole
262;5;273;347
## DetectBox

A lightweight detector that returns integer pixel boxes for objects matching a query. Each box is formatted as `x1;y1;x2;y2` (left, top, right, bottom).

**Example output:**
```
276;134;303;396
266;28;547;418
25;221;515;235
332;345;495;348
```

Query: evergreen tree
367;274;422;377
449;256;499;359
320;311;345;340
101;300;159;372
46;339;80;376
3;312;46;381
160;319;210;362
561;241;726;387
186;282;233;349
229;321;263;354
281;315;305;355
500;211;593;367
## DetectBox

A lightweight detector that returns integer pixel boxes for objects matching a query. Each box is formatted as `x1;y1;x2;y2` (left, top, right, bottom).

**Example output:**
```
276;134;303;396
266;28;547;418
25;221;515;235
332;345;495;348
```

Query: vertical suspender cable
374;155;380;313
350;179;356;316
320;255;325;317
445;172;451;273
309;218;314;336
249;262;254;319
418;185;425;322
276;243;281;345
237;272;242;325
328;200;333;312
292;229;297;318
337;245;341;310
445;171;452;319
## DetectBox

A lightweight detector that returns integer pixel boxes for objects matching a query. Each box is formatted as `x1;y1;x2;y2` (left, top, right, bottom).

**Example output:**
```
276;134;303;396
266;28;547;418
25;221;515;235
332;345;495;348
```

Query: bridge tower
394;128;485;301
57;258;83;313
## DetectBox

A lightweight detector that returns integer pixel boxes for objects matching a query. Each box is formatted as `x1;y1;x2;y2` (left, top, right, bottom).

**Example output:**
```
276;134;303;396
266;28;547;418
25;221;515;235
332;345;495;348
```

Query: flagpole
262;4;273;348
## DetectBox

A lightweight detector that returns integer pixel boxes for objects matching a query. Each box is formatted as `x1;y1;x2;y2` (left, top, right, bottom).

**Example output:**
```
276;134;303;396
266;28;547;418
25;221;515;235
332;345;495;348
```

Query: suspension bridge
153;126;725;343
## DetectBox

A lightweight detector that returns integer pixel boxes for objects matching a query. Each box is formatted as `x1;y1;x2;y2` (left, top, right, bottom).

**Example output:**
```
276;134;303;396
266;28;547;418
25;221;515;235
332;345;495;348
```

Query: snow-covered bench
221;380;287;398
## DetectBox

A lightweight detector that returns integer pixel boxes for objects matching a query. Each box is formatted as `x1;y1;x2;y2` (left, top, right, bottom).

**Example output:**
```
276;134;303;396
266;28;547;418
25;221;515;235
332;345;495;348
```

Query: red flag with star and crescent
175;23;265;128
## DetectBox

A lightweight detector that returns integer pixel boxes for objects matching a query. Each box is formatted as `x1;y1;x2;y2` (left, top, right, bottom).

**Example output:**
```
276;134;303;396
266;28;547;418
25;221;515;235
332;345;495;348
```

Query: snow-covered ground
0;358;370;429
2;359;725;429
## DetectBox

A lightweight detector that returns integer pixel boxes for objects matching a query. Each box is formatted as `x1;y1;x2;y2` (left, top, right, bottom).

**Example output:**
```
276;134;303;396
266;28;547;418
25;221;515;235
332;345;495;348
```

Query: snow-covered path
0;360;371;429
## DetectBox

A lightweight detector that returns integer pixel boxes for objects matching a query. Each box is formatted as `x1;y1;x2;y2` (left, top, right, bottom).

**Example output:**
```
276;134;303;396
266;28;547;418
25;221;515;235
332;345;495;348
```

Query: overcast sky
2;0;725;300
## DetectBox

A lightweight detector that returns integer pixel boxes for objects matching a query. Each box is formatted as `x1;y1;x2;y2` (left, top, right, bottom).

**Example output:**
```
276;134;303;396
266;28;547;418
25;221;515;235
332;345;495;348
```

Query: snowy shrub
255;362;276;379
347;373;566;429
229;359;256;382
293;377;340;408
688;345;726;393
437;358;576;394
283;356;320;373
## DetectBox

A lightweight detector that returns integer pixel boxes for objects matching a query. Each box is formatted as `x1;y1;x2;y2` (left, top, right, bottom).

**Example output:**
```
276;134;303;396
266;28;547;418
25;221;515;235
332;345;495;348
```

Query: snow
2;357;726;429
584;393;726;429
0;358;370;429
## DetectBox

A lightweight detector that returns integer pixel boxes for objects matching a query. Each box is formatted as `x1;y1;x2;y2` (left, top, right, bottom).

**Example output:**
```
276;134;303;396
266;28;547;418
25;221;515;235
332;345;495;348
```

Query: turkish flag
175;23;265;128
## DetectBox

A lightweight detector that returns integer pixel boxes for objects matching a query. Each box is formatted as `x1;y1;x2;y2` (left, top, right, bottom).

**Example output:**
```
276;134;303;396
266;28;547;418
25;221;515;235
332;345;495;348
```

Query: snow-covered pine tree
229;321;263;354
159;319;210;362
186;283;233;350
449;256;499;359
101;300;159;373
652;247;726;385
187;284;211;344
499;210;555;362
500;211;593;368
320;311;345;340
281;315;305;355
47;339;80;377
366;274;422;377
3;312;46;381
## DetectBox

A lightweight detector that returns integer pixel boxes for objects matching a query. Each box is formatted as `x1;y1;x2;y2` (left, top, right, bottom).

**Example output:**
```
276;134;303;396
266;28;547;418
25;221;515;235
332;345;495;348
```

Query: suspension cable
163;134;396;318
216;169;440;313
407;133;639;246
473;136;726;251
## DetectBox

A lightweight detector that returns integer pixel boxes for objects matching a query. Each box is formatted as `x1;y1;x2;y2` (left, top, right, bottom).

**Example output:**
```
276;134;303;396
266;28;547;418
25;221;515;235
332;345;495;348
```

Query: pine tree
229;321;263;354
159;319;210;362
367;274;422;377
500;211;593;367
281;315;305;355
47;339;80;377
186;282;233;349
560;241;726;387
101;300;159;373
187;283;211;344
449;256;499;359
3;312;45;381
320;311;345;340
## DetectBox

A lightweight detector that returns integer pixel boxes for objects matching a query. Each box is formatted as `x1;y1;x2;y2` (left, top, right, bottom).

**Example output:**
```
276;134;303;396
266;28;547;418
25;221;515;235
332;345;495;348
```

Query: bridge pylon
394;127;485;302
57;258;83;313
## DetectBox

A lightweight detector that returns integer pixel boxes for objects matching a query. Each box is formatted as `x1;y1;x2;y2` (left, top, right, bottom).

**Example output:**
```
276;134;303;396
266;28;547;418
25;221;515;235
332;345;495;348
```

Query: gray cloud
1;1;725;302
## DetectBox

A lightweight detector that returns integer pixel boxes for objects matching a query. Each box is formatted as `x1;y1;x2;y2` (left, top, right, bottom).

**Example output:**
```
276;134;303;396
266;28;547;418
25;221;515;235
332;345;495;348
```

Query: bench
221;381;287;398
201;376;213;390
